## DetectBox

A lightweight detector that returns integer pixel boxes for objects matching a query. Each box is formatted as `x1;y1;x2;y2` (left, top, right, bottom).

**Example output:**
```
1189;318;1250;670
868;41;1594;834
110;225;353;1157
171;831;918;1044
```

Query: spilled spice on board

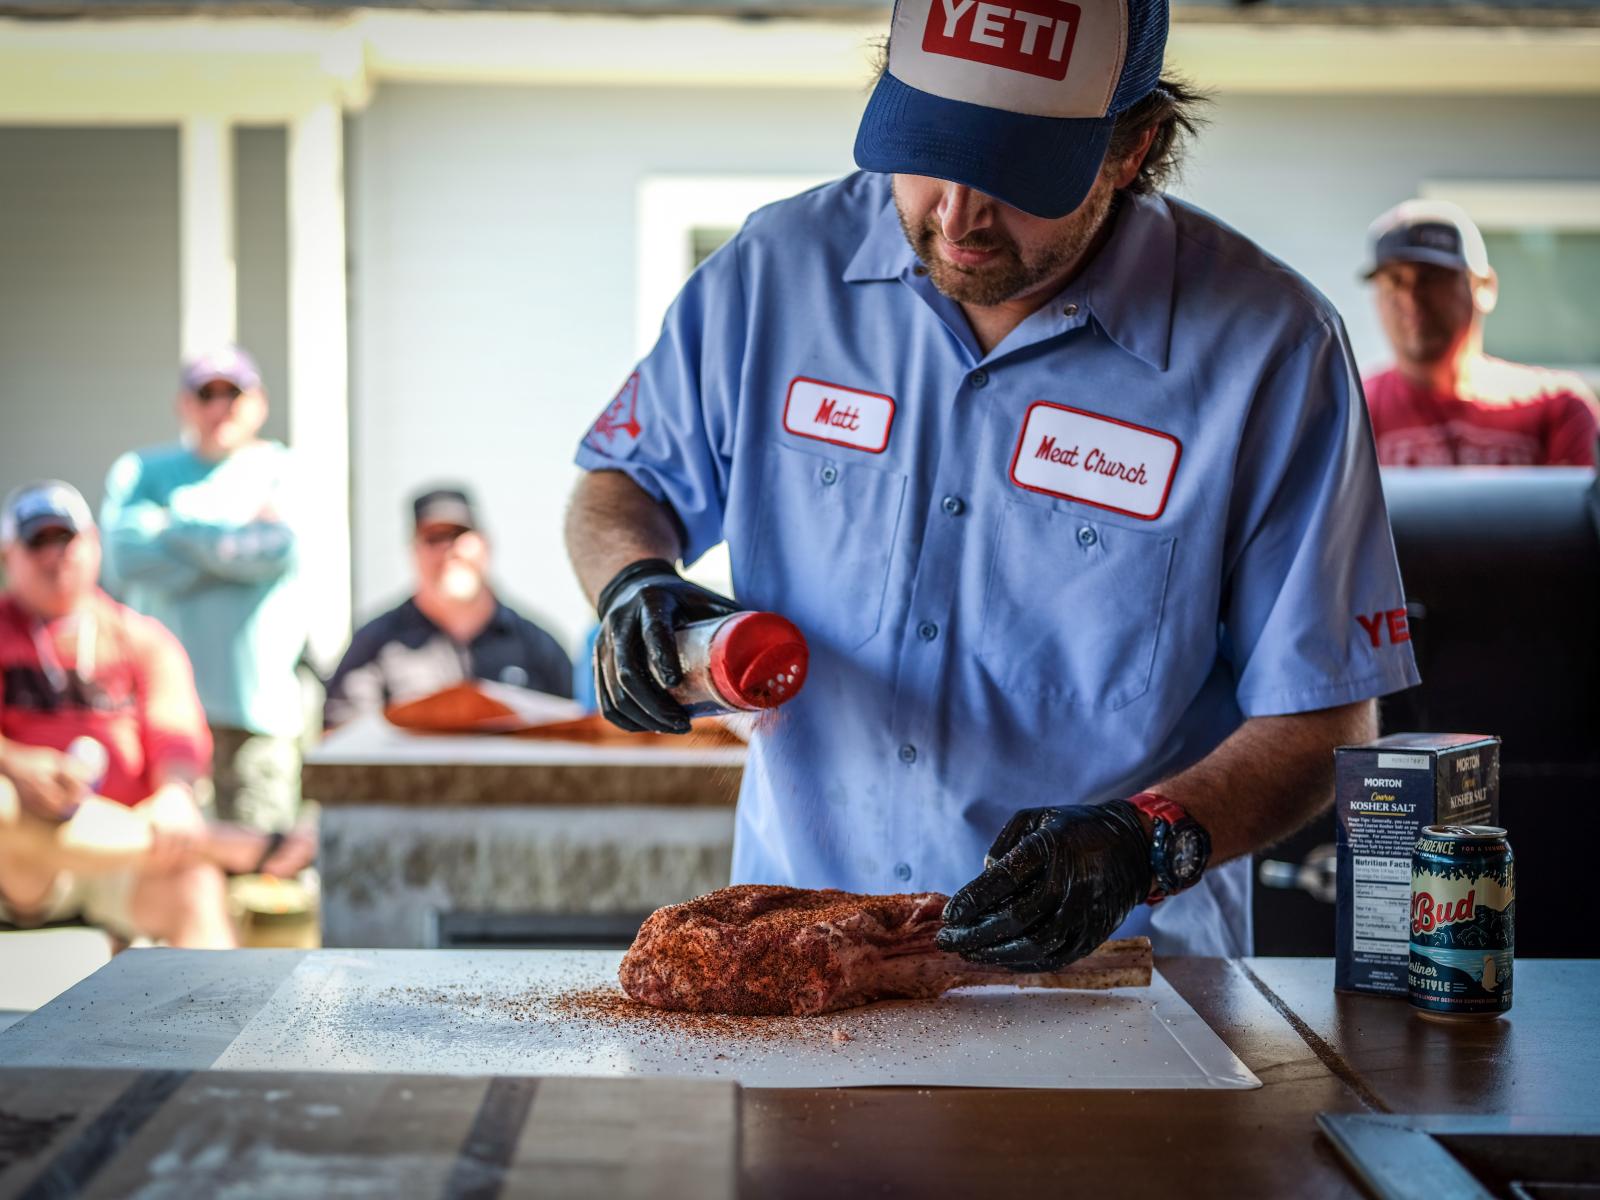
547;984;874;1044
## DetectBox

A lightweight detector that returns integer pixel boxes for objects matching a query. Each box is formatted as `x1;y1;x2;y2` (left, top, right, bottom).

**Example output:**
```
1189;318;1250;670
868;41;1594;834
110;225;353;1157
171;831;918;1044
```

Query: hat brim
186;372;257;393
854;70;1114;220
1361;247;1472;280
415;504;476;532
15;514;81;542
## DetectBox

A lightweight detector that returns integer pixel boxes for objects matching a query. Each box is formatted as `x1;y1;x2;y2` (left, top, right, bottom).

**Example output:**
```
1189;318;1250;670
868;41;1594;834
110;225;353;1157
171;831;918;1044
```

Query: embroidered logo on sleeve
783;377;896;454
1008;402;1181;520
585;372;643;451
1355;608;1411;648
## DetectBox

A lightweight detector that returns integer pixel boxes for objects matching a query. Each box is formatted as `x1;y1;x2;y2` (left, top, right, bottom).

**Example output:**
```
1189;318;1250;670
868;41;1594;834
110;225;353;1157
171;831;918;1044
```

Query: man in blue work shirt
101;346;307;835
567;0;1420;962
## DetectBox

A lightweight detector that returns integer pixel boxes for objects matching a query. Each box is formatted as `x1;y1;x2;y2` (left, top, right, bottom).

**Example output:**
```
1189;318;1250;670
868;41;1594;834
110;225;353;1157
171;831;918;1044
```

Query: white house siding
0;125;292;515
348;80;1600;656
236;125;292;446
346;82;864;652
1177;91;1600;378
0;127;181;514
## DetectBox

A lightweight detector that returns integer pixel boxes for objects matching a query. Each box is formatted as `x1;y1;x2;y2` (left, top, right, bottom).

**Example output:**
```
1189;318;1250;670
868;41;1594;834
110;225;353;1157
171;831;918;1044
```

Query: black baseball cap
1362;199;1491;280
1;480;96;546
412;486;478;532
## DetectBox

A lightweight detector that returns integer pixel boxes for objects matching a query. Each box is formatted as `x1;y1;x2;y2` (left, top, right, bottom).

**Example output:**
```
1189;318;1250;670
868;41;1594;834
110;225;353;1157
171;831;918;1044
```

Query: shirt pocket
747;441;907;652
978;498;1176;709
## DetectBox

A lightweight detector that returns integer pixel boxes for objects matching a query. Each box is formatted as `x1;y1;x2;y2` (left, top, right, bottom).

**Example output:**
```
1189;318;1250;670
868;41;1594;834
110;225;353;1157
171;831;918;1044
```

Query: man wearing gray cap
1362;199;1599;467
100;345;308;834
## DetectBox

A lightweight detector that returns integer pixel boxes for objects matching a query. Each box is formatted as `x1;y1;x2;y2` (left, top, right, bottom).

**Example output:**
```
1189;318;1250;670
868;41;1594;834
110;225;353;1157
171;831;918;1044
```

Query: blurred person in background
0;482;312;949
100;345;308;834
322;486;572;728
1362;199;1600;466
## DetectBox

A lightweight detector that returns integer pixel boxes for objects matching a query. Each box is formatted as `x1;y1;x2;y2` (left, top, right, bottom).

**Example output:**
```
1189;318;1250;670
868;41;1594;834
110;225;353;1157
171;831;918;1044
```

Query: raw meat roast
619;884;1153;1016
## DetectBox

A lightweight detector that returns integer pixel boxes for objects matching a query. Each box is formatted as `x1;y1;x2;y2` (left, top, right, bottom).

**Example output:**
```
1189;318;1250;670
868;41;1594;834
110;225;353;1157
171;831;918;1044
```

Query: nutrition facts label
1352;855;1412;954
1344;805;1421;957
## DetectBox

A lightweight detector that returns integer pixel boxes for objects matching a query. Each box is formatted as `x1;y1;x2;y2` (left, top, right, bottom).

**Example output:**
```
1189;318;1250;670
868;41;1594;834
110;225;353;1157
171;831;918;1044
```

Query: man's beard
895;179;1117;307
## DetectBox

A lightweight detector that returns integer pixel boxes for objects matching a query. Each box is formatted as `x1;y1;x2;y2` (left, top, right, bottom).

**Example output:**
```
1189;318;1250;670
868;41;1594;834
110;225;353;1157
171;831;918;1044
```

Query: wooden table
1;956;1593;1198
741;959;1599;1198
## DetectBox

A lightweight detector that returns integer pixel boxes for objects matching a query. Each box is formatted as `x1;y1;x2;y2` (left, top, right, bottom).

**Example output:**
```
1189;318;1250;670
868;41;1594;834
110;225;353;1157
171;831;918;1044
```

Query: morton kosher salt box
1334;733;1500;996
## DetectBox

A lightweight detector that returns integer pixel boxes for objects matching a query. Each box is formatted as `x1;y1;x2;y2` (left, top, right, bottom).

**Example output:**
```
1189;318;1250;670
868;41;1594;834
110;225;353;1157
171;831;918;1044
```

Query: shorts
207;726;302;832
0;867;142;943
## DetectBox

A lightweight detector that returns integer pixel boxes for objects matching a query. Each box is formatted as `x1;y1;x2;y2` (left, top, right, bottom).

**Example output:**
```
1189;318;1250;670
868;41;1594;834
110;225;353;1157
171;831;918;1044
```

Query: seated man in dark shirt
323;487;573;728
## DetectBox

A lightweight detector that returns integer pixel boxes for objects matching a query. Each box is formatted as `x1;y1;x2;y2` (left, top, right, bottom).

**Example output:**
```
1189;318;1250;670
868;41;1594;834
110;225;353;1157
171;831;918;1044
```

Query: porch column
178;115;236;355
287;100;353;672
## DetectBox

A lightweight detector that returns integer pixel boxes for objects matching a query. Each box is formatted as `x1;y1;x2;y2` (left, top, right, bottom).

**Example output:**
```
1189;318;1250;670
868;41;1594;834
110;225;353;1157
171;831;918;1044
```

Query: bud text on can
1409;824;1514;1021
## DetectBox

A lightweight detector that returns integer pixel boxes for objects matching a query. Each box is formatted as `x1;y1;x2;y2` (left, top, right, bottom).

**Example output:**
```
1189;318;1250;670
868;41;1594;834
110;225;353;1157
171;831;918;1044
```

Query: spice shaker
670;612;809;717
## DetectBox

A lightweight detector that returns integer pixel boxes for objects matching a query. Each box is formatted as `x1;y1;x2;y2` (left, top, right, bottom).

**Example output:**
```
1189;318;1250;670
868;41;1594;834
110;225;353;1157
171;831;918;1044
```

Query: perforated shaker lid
708;612;809;710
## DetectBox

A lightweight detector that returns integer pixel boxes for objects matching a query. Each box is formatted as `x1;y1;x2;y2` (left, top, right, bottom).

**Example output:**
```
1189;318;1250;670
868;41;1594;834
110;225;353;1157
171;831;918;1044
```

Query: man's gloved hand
593;558;741;734
935;800;1151;971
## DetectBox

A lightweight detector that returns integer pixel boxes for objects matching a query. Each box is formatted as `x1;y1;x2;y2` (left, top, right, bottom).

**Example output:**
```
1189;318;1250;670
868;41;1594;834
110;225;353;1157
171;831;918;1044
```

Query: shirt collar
1069;190;1176;372
403;594;509;640
843;192;913;284
842;187;1177;372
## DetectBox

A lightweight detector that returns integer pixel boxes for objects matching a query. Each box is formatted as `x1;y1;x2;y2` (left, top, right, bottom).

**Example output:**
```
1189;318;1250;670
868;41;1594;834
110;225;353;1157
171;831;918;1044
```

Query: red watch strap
1128;791;1187;827
1128;791;1185;905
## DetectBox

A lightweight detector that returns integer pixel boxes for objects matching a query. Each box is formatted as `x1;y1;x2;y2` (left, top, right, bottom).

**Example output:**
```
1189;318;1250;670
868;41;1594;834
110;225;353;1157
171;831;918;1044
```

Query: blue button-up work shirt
576;172;1420;956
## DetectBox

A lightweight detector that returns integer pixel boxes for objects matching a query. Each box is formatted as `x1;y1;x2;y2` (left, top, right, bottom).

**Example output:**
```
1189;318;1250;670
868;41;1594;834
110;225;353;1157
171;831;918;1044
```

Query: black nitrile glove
936;800;1152;971
593;558;741;734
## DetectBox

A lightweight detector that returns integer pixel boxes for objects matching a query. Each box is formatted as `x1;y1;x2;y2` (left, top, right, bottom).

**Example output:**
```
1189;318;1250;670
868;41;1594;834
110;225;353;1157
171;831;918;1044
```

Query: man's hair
1105;76;1210;195
865;44;1210;198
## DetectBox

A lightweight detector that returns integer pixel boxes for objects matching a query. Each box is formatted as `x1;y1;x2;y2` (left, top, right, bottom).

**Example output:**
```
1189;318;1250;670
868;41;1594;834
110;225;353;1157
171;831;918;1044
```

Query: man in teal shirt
101;345;307;833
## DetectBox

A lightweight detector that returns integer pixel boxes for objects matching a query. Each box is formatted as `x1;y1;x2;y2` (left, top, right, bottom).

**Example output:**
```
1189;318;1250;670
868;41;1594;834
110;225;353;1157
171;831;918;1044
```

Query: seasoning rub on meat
620;884;1153;1017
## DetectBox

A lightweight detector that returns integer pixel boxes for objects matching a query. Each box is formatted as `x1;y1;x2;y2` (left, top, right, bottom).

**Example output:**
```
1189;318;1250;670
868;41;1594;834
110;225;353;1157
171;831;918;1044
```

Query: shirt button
918;622;938;641
1063;303;1080;317
820;464;839;485
969;370;989;389
941;495;965;516
1078;526;1098;547
913;264;928;277
894;862;913;882
898;743;918;764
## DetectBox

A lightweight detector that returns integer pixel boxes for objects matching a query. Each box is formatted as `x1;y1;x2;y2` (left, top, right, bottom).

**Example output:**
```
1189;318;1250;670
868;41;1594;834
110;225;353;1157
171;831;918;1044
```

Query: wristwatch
1127;792;1212;904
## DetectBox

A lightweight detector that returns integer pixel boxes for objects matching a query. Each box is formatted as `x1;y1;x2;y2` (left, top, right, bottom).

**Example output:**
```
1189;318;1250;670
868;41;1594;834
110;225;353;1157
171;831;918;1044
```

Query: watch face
1169;828;1207;884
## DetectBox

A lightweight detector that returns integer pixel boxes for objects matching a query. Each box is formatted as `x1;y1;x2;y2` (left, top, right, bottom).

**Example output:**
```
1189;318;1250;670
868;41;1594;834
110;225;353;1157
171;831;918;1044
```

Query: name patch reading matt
1009;402;1181;520
784;377;896;453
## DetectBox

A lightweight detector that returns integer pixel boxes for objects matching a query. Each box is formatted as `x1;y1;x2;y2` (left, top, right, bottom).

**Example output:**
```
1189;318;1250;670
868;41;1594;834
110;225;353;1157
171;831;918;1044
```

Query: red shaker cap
708;612;809;710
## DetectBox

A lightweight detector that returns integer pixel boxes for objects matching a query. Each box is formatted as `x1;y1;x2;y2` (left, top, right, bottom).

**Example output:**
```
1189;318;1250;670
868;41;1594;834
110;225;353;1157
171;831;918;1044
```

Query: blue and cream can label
1409;824;1514;1020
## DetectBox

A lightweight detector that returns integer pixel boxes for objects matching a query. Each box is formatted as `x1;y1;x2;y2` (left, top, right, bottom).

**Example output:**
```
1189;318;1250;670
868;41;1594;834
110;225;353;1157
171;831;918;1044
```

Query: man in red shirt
1361;199;1599;467
0;481;310;948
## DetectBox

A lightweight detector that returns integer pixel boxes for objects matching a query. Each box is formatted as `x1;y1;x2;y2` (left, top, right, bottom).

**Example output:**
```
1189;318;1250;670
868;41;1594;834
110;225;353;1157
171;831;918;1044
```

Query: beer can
1409;825;1514;1021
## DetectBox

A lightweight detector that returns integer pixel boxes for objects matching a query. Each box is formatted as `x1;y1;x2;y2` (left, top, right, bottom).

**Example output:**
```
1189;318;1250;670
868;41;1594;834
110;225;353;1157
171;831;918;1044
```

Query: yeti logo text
922;0;1082;81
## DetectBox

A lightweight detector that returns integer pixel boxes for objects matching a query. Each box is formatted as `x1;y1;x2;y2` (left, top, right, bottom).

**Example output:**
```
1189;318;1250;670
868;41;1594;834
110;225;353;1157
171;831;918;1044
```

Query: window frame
1420;179;1600;377
634;174;833;358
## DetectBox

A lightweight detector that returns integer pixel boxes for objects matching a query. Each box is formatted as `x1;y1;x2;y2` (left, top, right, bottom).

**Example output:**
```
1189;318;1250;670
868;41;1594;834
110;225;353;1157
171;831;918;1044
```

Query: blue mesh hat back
1111;0;1169;114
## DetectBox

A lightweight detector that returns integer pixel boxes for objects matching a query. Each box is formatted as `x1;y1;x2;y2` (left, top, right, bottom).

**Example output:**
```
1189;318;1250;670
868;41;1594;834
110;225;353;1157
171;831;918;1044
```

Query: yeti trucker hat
854;0;1169;218
1362;199;1491;280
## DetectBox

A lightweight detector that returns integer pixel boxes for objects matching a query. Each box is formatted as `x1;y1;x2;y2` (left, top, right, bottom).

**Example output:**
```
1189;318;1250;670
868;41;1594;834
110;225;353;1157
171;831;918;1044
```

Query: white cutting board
213;950;1259;1090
